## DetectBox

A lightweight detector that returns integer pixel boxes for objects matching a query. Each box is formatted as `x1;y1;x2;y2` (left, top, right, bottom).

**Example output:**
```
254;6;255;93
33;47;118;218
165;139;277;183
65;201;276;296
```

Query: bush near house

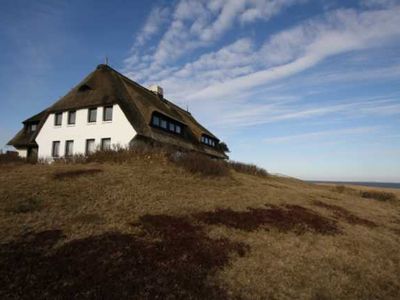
0;151;24;164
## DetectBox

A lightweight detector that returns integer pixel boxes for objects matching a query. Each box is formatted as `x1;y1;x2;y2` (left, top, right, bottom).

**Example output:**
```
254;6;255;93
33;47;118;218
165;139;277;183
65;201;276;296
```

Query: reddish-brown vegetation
313;200;377;227
0;215;247;299
195;204;340;235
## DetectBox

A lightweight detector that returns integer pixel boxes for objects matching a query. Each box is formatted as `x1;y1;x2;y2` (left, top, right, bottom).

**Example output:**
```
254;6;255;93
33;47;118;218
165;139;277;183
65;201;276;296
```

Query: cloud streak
264;126;380;144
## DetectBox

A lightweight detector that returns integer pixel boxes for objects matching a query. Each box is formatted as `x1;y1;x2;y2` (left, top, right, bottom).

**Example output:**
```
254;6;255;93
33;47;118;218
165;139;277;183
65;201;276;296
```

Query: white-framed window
101;138;111;151
52;141;60;157
85;139;95;155
103;106;113;121
54;113;62;126
68;111;76;125
88;108;97;123
65;140;74;157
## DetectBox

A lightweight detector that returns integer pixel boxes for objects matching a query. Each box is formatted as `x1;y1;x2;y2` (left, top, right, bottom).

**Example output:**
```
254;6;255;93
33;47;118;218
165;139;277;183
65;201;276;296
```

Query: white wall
35;104;137;159
16;148;27;158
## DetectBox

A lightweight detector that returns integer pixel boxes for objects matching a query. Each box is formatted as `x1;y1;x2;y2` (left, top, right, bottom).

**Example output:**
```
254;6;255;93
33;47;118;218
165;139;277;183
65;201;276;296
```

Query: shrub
0;151;25;164
360;190;397;202
227;161;268;177
171;152;229;177
335;185;346;193
6;197;42;214
53;168;103;180
85;144;170;164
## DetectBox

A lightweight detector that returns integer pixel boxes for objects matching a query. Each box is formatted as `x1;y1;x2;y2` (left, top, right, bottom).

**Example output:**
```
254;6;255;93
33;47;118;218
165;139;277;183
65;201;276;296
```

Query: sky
0;0;399;182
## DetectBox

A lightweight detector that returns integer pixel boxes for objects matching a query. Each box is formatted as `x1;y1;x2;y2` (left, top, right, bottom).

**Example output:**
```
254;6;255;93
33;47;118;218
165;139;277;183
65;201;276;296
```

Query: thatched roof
8;64;228;158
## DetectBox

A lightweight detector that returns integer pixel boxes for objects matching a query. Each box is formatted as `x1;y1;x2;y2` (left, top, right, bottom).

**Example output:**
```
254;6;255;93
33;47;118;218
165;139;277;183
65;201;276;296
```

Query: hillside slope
0;158;399;299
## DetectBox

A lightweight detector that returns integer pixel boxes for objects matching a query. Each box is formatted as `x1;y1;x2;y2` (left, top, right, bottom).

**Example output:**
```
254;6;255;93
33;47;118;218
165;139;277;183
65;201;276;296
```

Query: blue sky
0;0;399;182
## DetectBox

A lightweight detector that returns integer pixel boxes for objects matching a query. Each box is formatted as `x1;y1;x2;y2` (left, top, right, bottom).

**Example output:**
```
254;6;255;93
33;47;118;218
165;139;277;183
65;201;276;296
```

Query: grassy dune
0;156;399;299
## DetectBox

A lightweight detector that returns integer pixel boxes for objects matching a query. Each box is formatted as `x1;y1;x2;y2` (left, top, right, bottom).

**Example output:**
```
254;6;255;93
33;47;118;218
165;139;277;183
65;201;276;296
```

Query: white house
8;64;228;161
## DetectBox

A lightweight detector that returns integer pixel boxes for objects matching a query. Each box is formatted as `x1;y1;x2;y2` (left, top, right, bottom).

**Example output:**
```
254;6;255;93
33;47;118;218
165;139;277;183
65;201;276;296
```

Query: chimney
148;85;164;97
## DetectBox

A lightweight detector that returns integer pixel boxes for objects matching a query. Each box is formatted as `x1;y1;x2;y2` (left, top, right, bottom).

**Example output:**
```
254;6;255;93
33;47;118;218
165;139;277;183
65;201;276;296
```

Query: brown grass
0;157;399;299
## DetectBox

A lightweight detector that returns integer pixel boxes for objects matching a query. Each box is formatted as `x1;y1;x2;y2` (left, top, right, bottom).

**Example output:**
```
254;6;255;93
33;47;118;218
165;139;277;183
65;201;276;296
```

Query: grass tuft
6;197;42;214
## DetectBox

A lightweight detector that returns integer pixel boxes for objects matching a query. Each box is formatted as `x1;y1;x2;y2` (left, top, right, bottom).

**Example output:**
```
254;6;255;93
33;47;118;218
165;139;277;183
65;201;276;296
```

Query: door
27;147;38;162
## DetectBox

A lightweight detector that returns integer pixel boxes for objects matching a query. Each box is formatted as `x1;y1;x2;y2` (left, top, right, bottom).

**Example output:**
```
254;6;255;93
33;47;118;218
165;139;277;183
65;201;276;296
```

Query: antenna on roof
105;56;109;66
186;104;189;112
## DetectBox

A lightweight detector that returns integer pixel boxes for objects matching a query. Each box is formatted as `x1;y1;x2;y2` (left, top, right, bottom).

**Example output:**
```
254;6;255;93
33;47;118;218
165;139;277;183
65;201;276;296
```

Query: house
7;64;228;161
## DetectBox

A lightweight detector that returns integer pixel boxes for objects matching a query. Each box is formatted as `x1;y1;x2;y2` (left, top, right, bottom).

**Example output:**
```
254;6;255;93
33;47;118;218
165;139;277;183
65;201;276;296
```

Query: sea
309;181;400;190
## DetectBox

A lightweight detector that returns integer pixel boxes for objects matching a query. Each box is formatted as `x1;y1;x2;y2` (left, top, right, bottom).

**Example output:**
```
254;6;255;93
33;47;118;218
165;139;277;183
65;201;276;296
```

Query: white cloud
361;0;399;8
123;0;306;79
264;126;380;144
134;6;170;47
187;6;400;101
122;2;400;136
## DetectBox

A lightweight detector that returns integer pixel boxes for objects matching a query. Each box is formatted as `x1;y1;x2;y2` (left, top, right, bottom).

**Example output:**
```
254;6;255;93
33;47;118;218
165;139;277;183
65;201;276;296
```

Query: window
54;113;62;126
85;139;95;155
103;106;113;121
201;135;216;147
29;124;37;132
101;138;111;151
65;140;74;157
151;113;183;135
175;125;181;134
52;141;60;157
88;108;97;123
68;111;76;125
152;115;160;126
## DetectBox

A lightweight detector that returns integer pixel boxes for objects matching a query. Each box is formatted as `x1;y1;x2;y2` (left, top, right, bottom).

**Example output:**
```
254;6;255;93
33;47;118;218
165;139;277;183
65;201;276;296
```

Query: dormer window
29;123;37;133
151;112;183;135
78;84;91;92
201;135;217;147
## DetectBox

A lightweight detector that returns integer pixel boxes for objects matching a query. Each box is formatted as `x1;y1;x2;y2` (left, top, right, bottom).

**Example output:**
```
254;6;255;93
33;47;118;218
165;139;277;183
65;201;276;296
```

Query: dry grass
0;156;399;299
